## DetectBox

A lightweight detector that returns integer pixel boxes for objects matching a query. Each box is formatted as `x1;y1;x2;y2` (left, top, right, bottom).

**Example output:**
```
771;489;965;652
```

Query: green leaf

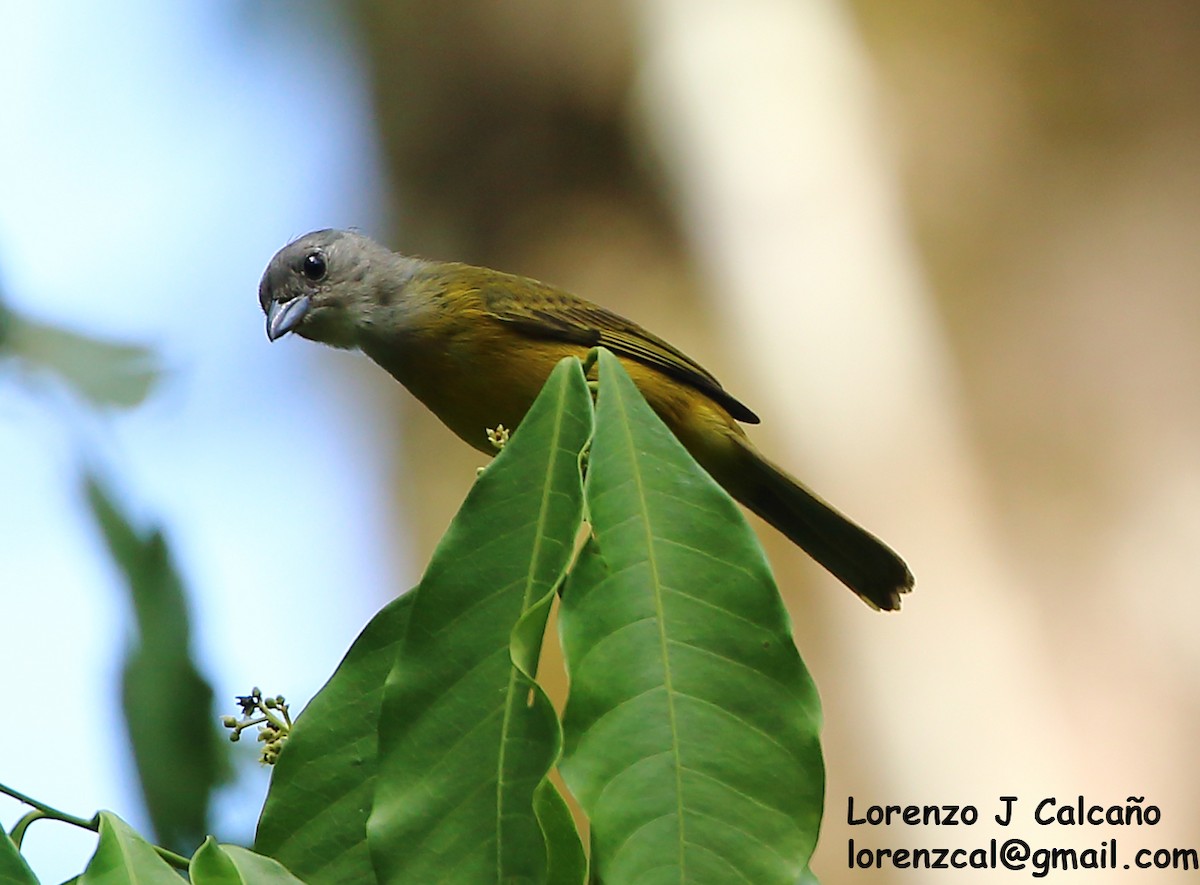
78;812;184;885
0;828;39;885
533;780;587;885
367;356;592;884
189;839;305;884
558;349;824;884
3;311;158;407
0;297;13;351
254;593;415;884
84;476;226;854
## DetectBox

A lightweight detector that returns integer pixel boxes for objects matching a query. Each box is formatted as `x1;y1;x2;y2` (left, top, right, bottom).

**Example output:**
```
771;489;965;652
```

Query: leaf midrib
608;375;688;883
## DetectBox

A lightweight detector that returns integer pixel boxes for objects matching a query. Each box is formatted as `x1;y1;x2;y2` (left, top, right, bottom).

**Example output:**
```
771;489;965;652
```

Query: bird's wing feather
474;275;760;424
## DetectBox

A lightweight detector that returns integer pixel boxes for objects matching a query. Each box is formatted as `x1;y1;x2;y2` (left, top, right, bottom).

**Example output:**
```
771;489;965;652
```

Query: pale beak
266;295;310;341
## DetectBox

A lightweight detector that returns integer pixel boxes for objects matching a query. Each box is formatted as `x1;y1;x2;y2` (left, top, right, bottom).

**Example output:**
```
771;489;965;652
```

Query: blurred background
2;1;1197;882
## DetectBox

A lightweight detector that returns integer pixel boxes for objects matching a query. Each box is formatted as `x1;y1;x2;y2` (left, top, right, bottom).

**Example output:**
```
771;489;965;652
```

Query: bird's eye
301;251;327;282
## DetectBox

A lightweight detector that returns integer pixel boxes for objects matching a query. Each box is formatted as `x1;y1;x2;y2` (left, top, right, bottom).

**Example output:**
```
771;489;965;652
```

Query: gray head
259;229;409;348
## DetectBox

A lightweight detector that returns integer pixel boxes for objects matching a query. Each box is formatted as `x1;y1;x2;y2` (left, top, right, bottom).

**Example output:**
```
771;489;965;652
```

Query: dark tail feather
725;438;914;610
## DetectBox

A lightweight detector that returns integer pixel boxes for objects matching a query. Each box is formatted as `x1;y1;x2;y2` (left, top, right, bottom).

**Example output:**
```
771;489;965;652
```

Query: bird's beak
266;295;310;341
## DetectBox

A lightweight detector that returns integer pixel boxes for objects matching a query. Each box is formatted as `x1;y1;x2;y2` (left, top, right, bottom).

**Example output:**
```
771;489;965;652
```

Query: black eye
301;251;327;282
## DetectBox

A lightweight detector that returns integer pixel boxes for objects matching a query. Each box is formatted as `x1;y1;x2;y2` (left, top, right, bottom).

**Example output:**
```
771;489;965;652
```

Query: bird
259;229;913;610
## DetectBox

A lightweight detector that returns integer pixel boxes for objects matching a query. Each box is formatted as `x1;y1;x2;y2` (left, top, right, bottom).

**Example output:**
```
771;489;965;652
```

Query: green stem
153;845;193;870
8;810;44;848
259;708;289;734
0;781;191;871
0;782;94;831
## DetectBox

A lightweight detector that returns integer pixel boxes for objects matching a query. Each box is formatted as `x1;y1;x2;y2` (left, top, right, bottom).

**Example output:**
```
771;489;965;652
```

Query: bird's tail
722;436;914;610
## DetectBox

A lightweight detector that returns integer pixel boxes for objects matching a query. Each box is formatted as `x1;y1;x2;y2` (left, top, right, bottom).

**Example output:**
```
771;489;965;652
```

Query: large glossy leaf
366;357;591;884
534;778;588;885
85;476;226;854
254;593;415;883
0;828;38;885
558;349;824;884
189;840;305;884
77;812;184;885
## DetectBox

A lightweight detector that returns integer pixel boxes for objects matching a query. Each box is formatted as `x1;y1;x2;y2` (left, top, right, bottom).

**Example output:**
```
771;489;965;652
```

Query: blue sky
0;4;404;879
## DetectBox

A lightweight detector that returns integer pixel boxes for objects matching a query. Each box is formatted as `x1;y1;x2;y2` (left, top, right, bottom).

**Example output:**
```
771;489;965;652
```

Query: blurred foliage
0;305;159;408
1;264;223;858
0;276;274;881
84;476;229;855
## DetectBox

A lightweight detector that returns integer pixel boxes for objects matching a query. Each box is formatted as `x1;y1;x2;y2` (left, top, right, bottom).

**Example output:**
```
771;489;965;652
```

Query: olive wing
478;278;760;424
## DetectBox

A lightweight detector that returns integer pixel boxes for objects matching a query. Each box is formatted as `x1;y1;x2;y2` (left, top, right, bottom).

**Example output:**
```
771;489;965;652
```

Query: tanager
260;230;913;609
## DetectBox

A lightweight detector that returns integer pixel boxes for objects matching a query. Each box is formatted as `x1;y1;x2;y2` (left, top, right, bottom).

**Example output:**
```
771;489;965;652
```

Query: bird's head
259;229;408;349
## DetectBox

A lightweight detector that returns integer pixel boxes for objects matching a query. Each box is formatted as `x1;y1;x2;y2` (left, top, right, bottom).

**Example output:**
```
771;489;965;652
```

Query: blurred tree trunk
350;0;732;553
346;0;745;840
344;2;1200;882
